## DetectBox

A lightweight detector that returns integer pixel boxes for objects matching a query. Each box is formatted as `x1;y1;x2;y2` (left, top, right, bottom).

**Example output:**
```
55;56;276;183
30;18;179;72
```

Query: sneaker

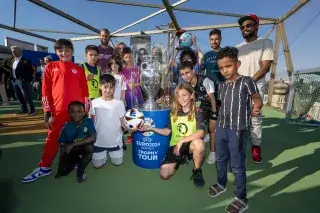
190;168;205;188
1;102;9;106
252;145;263;164
28;112;36;116
204;133;210;143
206;152;216;164
22;167;52;183
77;173;87;183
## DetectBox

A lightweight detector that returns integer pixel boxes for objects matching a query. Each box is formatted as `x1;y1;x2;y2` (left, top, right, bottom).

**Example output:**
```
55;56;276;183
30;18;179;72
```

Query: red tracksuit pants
38;111;70;168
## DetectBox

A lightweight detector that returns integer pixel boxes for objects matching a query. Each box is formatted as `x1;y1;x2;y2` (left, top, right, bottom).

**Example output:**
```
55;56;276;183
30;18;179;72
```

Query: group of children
21;33;262;213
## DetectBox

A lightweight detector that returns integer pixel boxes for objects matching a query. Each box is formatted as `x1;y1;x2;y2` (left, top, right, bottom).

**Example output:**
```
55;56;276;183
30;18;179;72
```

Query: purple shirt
121;65;143;108
97;45;114;74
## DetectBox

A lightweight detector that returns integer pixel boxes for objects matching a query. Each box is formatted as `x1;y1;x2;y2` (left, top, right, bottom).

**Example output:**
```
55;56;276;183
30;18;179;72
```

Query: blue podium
132;108;171;169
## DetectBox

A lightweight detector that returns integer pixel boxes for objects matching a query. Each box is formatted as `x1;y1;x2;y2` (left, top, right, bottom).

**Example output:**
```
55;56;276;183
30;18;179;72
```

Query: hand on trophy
138;123;153;132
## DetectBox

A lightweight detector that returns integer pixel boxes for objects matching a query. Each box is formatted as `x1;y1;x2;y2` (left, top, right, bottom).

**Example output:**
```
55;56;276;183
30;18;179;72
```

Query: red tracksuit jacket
42;61;89;112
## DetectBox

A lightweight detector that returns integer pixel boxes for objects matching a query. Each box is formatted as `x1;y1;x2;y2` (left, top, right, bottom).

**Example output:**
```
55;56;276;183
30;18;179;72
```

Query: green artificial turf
0;104;319;213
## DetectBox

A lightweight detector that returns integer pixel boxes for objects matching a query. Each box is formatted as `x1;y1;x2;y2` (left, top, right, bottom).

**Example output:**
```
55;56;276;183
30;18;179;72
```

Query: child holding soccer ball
139;83;206;188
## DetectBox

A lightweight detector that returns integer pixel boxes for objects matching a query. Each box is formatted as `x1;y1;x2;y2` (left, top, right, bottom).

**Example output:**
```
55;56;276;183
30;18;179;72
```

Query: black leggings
57;144;93;177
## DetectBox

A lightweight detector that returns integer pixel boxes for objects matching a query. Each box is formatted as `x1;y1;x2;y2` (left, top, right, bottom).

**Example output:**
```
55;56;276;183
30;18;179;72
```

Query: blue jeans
215;125;247;200
12;80;35;113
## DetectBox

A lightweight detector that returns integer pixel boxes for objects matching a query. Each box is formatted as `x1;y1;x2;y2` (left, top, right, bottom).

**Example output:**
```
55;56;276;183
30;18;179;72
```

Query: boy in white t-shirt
89;74;127;167
108;55;126;104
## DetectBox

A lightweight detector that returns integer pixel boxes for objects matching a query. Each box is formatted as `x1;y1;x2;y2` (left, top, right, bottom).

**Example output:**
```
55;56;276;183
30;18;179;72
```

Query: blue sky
0;0;319;80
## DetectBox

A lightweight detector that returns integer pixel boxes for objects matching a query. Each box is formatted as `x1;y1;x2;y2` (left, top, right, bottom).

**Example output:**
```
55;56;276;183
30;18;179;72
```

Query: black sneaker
179;155;188;166
77;173;87;183
190;168;205;188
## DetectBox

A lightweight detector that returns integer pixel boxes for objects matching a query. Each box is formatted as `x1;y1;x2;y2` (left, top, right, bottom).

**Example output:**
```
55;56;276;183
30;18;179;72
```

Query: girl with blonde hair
139;83;206;188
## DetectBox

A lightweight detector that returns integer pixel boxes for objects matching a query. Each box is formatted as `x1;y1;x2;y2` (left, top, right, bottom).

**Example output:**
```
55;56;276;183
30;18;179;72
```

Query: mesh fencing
286;68;320;126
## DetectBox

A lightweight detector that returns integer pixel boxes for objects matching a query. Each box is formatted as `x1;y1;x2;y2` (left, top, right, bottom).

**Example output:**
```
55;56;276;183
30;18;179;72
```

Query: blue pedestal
132;108;171;169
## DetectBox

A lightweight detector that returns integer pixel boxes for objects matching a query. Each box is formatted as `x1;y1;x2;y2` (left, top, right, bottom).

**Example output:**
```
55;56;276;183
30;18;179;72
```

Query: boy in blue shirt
56;101;96;183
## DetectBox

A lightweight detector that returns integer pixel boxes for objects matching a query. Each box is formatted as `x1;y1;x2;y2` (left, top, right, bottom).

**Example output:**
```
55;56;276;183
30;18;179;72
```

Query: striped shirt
217;75;258;130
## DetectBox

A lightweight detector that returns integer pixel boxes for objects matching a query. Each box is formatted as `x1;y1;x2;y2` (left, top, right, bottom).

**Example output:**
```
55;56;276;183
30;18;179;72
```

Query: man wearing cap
236;14;274;164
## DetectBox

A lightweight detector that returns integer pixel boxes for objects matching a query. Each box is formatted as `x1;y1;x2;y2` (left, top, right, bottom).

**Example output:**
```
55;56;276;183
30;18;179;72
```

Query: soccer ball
124;108;145;130
179;32;192;48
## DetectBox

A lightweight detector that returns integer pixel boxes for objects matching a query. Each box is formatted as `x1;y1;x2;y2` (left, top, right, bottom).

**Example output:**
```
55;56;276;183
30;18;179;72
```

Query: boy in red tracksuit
22;39;89;183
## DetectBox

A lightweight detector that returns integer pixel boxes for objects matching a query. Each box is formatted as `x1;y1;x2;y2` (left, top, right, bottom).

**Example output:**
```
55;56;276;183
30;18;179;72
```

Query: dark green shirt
203;50;225;85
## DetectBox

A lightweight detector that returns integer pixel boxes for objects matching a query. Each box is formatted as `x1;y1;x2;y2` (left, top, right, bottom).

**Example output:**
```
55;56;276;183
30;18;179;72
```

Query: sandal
207;183;226;197
225;197;248;213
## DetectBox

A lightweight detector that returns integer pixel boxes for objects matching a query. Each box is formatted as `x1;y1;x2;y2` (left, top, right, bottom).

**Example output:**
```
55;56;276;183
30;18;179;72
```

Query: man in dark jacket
10;46;35;115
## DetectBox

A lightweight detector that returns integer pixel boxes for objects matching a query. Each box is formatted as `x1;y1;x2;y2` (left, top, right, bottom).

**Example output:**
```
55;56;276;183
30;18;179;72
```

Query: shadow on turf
0;149;18;213
247;149;320;212
246;116;319;171
243;117;320;212
0;179;17;213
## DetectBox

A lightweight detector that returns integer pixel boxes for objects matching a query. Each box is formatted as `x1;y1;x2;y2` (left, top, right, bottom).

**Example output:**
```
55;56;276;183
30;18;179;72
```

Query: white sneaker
1;102;9;106
22;167;52;183
206;152;216;164
204;134;210;143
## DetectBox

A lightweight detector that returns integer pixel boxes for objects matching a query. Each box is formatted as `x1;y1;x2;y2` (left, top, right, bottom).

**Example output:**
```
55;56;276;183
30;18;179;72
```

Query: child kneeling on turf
89;74;127;168
56;101;96;183
207;47;262;213
139;83;206;188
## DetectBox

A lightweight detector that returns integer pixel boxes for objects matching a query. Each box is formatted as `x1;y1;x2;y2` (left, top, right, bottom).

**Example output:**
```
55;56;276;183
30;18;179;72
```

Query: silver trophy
140;55;161;110
131;44;170;110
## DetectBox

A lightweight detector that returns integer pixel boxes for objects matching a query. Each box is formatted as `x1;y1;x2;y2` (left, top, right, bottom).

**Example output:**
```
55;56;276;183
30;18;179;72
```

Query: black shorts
161;142;192;166
57;144;93;177
202;109;218;121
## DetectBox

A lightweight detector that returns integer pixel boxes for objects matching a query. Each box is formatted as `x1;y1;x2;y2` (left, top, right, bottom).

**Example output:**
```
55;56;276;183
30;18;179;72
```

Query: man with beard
97;29;114;74
202;29;226;164
236;14;274;164
203;29;225;85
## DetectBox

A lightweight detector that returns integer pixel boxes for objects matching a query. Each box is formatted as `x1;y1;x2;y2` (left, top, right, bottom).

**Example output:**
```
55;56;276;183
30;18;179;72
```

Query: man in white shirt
236;14;274;164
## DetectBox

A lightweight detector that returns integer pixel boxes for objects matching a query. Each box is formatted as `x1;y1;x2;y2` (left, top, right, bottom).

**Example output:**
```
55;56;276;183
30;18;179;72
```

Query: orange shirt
42;61;89;112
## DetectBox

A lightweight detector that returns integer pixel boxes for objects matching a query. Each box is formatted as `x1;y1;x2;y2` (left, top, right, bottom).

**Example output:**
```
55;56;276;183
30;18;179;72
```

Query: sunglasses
240;23;255;30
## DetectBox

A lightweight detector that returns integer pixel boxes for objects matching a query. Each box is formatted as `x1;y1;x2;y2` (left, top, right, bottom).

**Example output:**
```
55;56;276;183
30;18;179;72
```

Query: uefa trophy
140;55;161;110
132;44;172;170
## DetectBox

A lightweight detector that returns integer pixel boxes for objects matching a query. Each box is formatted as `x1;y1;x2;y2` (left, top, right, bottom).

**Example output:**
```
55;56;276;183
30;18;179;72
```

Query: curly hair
179;49;197;67
179;61;194;71
216;46;238;61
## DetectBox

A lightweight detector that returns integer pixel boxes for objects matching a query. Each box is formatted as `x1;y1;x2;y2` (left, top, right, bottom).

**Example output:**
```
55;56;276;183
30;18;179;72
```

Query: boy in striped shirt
207;47;262;213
